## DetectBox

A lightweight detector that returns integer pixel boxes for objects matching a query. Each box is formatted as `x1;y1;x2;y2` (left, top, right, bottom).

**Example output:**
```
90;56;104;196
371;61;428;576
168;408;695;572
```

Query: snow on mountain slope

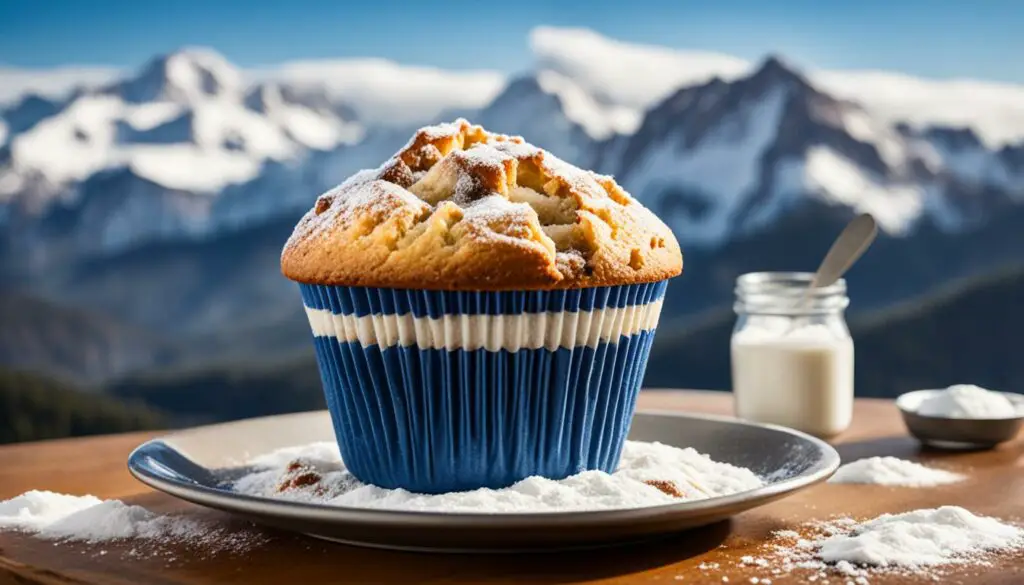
0;65;120;105
908;127;1024;194
620;86;788;244
0;49;361;204
773;146;924;233
255;58;505;128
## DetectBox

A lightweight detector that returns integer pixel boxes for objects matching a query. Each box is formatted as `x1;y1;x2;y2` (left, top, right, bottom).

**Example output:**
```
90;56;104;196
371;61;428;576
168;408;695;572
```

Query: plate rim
127;408;840;527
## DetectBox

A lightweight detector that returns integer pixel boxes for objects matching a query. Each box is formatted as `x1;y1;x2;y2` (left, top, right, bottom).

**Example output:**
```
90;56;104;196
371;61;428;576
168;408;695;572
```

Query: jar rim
736;271;847;298
734;271;849;315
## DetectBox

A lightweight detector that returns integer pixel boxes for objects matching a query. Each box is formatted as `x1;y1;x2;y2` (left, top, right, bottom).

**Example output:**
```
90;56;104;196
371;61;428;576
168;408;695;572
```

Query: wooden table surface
1;390;1022;585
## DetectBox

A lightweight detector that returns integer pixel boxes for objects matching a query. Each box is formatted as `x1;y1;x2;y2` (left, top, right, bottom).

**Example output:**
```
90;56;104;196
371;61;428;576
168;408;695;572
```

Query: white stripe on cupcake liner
304;299;664;351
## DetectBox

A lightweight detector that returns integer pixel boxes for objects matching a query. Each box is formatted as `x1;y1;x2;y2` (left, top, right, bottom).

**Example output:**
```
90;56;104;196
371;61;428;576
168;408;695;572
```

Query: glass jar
730;272;854;438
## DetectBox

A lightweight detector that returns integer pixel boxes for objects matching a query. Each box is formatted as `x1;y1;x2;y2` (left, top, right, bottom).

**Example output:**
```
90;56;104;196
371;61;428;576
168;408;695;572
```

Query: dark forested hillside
644;266;1024;398
852;266;1024;396
0;368;166;444
106;352;324;424
0;293;179;384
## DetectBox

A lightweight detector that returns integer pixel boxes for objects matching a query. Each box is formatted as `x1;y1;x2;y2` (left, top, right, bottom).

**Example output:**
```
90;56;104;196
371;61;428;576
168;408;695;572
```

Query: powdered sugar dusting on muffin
490;138;543;160
459;143;516;170
415;119;469;142
460;195;550;251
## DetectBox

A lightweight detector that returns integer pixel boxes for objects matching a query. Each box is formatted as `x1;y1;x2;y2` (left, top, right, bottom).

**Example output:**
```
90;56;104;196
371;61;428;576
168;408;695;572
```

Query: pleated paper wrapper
299;281;668;494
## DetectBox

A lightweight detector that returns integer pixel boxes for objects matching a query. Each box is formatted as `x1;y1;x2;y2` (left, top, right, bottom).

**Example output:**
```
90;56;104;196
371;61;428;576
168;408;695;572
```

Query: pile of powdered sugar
0;490;265;558
818;507;1023;567
231;440;765;513
915;384;1020;419
696;506;1024;584
828;456;964;487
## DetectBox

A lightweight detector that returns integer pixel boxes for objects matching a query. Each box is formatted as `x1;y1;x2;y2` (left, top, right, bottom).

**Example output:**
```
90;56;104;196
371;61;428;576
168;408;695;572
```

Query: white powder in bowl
828;457;963;487
232;440;765;513
916;384;1019;419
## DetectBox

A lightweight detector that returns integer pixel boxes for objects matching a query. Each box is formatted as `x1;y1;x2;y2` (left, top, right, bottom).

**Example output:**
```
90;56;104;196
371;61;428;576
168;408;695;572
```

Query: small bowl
896;389;1024;449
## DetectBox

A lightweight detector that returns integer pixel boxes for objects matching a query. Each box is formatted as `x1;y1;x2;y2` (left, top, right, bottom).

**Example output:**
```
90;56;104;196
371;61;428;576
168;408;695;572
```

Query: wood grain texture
1;390;1022;585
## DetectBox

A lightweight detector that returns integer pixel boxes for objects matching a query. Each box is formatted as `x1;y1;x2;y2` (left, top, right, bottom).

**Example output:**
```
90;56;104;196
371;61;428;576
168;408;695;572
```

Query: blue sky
2;0;1023;82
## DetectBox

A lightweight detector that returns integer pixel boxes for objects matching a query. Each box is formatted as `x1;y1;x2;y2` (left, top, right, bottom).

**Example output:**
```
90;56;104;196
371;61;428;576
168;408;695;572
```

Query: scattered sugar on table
703;506;1024;583
828;456;963;487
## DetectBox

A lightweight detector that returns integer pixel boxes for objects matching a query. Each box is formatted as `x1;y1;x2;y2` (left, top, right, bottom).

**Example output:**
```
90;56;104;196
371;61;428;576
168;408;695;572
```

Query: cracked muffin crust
281;119;682;290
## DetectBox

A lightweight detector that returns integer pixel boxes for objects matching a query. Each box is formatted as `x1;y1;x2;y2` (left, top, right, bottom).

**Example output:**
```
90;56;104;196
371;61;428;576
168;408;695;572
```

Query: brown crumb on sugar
313;196;332;215
278;460;323;492
645;479;685;498
278;471;322;492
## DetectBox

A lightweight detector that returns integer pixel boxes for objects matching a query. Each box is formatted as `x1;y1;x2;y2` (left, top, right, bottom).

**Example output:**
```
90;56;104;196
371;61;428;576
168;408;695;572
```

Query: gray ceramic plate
128;410;839;552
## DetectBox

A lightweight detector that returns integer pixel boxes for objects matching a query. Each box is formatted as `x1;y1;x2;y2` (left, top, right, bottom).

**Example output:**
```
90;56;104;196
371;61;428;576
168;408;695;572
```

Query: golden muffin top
281;119;681;290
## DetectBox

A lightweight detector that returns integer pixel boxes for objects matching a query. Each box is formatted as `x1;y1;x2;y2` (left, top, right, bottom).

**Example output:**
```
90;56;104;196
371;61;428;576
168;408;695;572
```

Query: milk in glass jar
730;272;854;438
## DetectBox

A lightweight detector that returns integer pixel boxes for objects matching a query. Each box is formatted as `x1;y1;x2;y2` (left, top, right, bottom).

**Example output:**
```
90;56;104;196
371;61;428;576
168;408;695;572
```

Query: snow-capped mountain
1;49;361;202
608;56;1024;245
0;49;372;270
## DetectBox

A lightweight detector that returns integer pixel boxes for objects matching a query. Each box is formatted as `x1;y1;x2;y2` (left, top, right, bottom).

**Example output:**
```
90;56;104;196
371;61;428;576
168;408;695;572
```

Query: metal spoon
789;213;878;322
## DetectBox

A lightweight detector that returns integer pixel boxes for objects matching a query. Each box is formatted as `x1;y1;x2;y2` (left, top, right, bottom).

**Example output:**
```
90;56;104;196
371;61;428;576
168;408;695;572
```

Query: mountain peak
747;54;808;88
114;47;241;104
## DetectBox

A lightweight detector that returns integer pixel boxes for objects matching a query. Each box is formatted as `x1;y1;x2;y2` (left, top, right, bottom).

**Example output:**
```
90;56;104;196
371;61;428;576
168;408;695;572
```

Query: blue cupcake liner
300;281;668;494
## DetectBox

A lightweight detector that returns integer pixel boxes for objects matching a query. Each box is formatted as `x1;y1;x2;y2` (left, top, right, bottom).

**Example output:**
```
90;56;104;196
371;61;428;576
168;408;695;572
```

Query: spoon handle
811;213;879;289
789;213;878;317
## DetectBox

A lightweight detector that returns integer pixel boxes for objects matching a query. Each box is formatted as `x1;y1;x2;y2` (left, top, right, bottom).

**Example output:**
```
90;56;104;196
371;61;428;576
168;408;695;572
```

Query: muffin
281;119;682;494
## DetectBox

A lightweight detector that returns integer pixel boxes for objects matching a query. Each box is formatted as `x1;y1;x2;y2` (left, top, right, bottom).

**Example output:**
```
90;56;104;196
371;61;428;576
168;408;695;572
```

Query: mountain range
3;26;1024;383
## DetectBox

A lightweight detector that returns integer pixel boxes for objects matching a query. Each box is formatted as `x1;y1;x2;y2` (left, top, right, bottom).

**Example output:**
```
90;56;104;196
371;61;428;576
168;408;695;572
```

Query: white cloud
0;65;121;105
253;58;505;128
530;26;748;110
813;70;1024;148
528;26;748;137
